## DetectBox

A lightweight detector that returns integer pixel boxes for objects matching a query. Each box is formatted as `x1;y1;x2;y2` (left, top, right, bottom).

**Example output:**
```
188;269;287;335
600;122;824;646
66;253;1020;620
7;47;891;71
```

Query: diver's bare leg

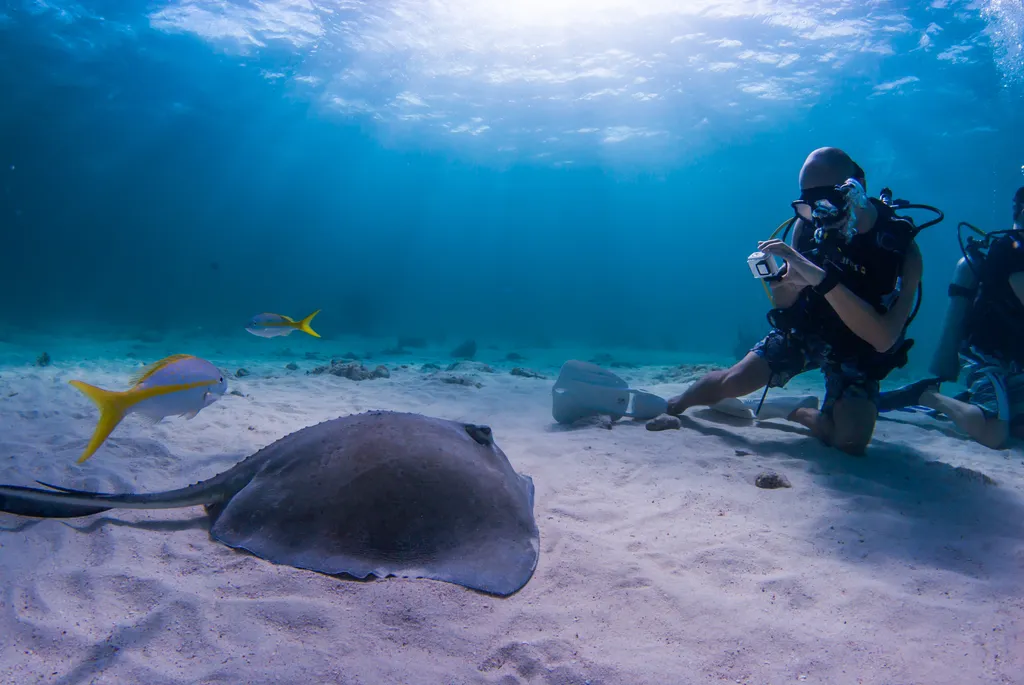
666;352;772;415
919;389;1009;450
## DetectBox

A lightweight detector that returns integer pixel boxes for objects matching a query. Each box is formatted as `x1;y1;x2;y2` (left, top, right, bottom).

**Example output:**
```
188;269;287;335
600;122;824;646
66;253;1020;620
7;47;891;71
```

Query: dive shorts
960;347;1024;429
752;328;880;416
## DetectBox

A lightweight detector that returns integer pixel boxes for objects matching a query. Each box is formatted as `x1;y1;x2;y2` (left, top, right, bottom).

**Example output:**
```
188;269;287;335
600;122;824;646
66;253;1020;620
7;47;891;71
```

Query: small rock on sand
510;367;546;379
448;361;493;373
309;361;389;381
437;373;482;389
646;414;681;431
755;471;791;489
332;362;372;381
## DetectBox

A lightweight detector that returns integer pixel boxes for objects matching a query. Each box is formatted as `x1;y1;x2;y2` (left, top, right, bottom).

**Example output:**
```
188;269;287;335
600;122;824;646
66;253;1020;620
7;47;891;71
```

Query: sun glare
438;0;683;31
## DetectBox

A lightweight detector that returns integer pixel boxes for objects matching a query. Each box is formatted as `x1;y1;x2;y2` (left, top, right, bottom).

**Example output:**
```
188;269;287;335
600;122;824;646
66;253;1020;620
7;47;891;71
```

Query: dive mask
791;178;868;245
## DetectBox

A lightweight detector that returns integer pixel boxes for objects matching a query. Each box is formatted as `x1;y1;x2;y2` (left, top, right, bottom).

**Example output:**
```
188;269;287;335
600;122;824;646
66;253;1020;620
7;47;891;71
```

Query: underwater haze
1;0;1023;364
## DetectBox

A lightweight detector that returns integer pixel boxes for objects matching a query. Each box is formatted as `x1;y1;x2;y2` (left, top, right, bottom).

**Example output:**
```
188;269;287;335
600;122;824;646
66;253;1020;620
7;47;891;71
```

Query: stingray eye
219;377;224;383
465;424;493;446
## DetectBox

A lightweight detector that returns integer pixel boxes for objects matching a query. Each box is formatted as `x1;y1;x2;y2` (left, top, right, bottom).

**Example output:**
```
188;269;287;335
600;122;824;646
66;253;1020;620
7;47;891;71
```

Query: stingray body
0;411;540;596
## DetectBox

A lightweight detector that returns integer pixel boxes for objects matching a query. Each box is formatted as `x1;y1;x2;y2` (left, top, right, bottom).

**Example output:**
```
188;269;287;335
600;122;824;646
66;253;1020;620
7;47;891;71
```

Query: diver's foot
877;378;942;413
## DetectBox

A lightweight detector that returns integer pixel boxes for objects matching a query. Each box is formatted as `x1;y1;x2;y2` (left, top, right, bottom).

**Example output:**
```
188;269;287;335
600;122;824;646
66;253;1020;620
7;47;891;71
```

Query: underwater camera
747;250;782;279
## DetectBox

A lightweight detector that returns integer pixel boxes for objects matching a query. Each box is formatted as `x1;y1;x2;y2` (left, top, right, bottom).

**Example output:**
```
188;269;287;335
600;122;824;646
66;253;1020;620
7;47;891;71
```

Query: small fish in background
68;354;228;464
245;309;321;339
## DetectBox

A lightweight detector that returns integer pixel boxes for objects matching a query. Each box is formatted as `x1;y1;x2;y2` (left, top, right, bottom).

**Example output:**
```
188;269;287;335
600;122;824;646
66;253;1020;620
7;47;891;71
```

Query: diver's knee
829;399;877;454
834;439;870;456
975;420;1010;450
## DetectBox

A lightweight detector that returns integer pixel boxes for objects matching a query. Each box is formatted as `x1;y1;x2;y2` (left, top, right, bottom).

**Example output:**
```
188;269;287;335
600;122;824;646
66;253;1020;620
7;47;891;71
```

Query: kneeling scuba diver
743;176;944;414
934;210;1024;377
877;189;1024;427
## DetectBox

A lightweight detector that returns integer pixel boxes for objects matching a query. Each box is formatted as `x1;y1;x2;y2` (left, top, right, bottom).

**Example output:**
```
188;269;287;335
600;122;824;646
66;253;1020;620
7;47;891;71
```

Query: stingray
0;411;540;596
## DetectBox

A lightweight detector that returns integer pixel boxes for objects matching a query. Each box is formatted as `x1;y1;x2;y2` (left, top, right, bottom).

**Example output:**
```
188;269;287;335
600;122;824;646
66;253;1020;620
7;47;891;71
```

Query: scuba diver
666;146;927;456
876;186;1024;449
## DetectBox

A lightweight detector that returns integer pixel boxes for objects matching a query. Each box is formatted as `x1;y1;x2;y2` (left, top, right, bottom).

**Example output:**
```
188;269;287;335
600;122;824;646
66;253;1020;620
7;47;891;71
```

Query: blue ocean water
0;0;1022;369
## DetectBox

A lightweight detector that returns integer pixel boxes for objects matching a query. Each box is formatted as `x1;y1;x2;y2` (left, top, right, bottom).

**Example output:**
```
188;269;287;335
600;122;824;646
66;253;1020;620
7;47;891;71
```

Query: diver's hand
758;240;825;288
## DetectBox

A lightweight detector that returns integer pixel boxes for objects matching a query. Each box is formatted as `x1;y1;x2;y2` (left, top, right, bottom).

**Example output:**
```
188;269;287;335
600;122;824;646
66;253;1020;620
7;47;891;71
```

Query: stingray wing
208;411;540;596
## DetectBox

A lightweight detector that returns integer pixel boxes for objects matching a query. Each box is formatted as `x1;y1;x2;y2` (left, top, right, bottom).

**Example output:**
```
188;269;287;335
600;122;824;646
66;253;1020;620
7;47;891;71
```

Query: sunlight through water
11;0;1023;166
138;0;1024;165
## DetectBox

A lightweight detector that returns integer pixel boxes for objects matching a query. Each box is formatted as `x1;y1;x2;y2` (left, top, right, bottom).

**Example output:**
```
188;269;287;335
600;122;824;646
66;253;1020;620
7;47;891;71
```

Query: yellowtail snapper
68;354;228;464
245;310;321;338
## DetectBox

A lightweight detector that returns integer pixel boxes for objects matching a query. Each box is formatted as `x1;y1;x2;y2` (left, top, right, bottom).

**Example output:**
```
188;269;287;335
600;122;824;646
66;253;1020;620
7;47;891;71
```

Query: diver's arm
1010;271;1024;306
767;220;808;308
928;257;976;381
822;241;924;353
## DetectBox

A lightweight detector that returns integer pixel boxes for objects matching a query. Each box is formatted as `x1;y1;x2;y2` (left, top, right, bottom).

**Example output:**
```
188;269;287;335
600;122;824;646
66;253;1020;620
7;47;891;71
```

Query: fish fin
68;380;135;464
129;354;196;387
278;314;295;322
70;377;217;463
296;309;321;338
182;409;200;420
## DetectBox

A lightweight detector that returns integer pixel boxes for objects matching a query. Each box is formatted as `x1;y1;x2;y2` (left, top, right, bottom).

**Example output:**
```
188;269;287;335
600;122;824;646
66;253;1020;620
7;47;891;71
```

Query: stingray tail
0;484;113;518
0;478;232;519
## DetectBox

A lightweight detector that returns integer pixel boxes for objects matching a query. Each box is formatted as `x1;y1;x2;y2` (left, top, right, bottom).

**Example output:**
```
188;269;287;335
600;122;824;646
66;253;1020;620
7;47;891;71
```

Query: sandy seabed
0;335;1021;685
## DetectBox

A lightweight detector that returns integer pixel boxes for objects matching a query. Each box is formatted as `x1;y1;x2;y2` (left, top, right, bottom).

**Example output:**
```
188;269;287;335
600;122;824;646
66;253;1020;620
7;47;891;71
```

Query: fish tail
68;380;135;464
296;309;321;338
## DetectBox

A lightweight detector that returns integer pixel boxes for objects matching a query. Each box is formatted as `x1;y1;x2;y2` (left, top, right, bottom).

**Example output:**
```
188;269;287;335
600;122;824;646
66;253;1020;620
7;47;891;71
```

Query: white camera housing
747;251;781;279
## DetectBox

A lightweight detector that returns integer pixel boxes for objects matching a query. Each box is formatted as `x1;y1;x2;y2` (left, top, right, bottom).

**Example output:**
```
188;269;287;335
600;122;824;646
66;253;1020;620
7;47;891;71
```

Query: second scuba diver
666;147;926;456
877;186;1024;449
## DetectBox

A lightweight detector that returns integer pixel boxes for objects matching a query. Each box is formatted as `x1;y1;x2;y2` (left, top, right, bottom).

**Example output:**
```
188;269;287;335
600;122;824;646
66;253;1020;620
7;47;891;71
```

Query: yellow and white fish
245;309;321;338
68;354;228;464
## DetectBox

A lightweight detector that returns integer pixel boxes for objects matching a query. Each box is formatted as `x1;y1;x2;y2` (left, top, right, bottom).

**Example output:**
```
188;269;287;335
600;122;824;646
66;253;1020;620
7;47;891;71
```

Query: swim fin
882;405;951;421
709;394;819;421
552;360;668;424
